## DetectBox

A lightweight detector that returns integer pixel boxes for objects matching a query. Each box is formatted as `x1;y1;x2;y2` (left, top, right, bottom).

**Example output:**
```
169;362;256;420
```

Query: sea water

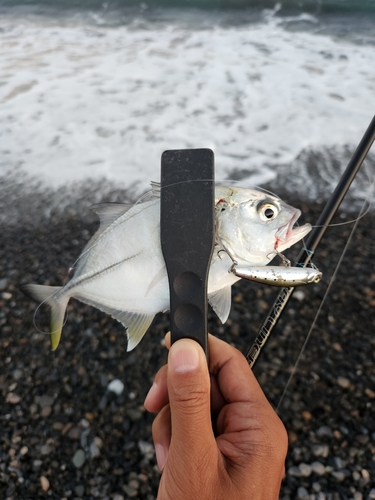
1;0;375;210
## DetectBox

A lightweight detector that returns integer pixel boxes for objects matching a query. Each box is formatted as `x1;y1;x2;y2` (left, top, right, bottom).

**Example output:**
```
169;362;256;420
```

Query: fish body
23;184;312;351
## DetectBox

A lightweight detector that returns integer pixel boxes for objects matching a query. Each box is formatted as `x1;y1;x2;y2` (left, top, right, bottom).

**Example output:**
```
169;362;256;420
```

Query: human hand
144;334;287;500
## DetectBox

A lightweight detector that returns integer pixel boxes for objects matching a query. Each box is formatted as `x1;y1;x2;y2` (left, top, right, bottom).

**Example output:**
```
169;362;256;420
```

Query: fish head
215;186;311;265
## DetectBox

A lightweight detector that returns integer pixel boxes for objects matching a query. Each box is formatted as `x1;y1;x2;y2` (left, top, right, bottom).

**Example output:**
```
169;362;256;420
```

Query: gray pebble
75;485;85;497
297;486;309;499
122;484;137;498
311;461;326;475
299;462;312;477
12;369;23;381
353;470;361;481
40;444;53;455
336;376;350;389
312;444;329;458
72;449;86;469
368;489;375;499
138;440;154;460
127;408;142;422
316;425;333;438
312;482;321;492
38;395;54;408
331;456;346;469
89;441;101;458
0;278;8;290
287;465;301;477
353;493;363;500
330;469;346;481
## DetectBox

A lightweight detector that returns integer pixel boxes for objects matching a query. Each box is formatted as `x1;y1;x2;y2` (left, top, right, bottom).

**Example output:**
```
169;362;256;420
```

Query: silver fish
23;184;312;351
232;265;322;287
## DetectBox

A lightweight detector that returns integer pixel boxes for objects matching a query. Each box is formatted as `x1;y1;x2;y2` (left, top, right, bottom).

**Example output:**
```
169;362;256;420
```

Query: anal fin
74;295;154;351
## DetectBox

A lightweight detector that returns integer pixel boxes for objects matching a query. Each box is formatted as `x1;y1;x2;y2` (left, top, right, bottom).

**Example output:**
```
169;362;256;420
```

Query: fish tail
21;284;69;351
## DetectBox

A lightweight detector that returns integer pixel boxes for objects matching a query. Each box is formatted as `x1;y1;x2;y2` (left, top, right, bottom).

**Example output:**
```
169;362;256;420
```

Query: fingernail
170;339;200;373
144;382;157;406
155;443;167;471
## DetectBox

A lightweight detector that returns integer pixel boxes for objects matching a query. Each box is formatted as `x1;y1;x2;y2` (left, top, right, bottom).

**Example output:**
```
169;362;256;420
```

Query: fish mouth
275;210;312;252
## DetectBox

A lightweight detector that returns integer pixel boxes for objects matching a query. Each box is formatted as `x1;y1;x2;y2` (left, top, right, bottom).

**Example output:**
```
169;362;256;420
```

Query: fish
23;183;312;351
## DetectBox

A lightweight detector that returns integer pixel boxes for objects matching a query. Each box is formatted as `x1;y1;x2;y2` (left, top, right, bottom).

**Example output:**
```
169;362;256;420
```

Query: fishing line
32;294;69;336
275;179;374;414
309;204;371;228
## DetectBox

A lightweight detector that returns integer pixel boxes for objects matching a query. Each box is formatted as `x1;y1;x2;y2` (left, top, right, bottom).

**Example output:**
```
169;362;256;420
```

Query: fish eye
257;201;279;221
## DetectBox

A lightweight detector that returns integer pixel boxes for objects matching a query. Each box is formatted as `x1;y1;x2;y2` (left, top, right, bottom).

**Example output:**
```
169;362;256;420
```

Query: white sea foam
0;9;374;202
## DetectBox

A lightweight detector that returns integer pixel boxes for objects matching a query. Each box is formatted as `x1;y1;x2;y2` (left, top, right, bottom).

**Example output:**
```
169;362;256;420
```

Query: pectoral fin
208;286;232;324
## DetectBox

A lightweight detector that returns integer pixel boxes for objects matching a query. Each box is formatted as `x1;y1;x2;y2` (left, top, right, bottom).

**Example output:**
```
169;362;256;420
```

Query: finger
164;331;171;349
207;333;266;404
210;373;226;415
167;339;217;463
144;364;168;413
151;404;172;470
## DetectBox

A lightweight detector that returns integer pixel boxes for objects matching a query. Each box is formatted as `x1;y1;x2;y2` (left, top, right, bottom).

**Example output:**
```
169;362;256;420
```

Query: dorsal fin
150;181;161;198
208;286;232;324
90;202;133;230
67;202;134;273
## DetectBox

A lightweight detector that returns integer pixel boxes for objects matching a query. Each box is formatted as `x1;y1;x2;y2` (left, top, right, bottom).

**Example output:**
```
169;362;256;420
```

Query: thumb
167;339;216;463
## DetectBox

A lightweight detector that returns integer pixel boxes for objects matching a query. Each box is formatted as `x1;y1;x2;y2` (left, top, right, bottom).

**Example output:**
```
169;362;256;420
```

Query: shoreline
1;187;374;499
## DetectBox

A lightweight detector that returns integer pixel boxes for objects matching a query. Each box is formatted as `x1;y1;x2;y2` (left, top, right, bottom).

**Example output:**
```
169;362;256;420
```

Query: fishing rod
245;114;375;368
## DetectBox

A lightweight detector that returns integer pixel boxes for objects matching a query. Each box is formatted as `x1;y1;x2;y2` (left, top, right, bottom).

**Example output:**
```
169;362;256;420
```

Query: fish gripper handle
160;148;215;358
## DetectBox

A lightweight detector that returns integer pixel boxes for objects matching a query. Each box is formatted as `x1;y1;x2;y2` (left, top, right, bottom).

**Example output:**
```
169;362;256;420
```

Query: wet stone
12;369;23;381
41;406;52;418
6;393;21;404
107;378;124;395
330;456;346;469
316;425;333;438
38;395;54;408
68;427;81;440
122;484;138;498
72;449;86;469
287;465;301;477
138;440;154;460
299;463;312;477
40;444;53;455
297;486;309;499
127;408;142;422
336;376;350;389
89;441;100;458
311;461;326;476
75;484;85;497
29;403;38;416
312;444;329;458
40;476;50;491
330;469;346;481
33;460;43;470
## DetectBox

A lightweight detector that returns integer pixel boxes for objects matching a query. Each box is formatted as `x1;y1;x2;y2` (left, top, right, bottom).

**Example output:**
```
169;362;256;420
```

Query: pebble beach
1;175;374;500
